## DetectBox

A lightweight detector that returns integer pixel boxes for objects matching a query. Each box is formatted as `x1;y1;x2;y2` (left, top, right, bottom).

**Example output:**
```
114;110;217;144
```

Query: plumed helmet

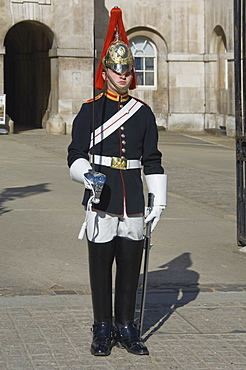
95;7;137;90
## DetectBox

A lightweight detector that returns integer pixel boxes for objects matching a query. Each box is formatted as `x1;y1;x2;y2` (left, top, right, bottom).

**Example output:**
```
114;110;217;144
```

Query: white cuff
145;174;168;207
69;158;92;184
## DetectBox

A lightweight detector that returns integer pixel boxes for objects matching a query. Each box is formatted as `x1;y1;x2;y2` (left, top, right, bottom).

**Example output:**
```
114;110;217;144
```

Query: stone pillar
48;52;59;121
46;114;65;135
49;47;93;134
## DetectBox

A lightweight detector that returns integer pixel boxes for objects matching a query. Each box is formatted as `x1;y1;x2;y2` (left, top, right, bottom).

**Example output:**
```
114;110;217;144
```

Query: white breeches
85;209;144;243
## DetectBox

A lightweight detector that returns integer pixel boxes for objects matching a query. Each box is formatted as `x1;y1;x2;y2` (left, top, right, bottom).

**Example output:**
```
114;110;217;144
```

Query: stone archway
4;21;54;130
216;29;227;117
206;25;228;130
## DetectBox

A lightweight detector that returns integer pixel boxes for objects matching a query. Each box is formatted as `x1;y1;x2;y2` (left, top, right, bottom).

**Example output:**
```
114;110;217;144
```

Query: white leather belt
93;155;141;170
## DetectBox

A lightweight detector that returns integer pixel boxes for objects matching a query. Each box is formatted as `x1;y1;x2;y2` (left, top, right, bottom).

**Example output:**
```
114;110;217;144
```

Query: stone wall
0;0;94;133
204;0;235;136
105;0;235;134
0;0;236;135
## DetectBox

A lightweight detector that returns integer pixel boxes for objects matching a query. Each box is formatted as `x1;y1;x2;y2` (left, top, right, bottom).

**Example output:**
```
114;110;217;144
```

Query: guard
67;6;167;356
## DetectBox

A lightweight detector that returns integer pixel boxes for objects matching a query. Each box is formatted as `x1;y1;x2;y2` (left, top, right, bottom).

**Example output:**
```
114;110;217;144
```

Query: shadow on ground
137;252;200;339
0;183;51;215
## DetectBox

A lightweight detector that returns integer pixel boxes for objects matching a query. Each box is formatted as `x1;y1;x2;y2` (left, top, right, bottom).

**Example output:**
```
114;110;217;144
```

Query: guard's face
102;67;133;94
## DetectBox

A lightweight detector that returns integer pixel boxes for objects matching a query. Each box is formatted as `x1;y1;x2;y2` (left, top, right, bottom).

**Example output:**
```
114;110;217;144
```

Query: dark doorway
4;21;53;130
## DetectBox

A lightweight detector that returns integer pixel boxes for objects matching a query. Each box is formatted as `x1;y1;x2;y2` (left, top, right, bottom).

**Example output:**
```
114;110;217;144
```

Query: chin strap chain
106;69;132;94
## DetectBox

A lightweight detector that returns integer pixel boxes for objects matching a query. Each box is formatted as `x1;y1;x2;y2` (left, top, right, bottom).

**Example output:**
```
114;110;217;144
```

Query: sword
138;192;155;337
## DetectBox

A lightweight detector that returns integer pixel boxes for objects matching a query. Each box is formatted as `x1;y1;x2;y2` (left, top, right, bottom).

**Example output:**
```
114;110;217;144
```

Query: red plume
95;7;137;90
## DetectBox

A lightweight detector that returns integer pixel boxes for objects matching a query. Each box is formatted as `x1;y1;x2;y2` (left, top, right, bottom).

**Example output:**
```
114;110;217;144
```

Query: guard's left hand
145;205;164;232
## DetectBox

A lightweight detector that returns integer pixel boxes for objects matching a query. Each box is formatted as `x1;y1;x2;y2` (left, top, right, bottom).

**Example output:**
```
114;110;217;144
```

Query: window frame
130;36;157;90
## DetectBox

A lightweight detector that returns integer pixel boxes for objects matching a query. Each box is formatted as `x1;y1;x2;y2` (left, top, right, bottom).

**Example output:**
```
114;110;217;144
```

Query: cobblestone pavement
0;292;246;370
0;130;246;369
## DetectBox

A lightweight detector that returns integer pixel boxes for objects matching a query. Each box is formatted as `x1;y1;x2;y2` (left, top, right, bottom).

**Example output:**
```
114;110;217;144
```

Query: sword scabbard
138;192;154;337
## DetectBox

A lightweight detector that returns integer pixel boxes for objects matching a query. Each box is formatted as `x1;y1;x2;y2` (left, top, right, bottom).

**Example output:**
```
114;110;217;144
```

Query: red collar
105;89;129;102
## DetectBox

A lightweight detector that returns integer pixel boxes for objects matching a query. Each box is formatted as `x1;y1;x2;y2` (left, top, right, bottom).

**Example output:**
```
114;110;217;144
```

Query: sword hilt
148;192;155;209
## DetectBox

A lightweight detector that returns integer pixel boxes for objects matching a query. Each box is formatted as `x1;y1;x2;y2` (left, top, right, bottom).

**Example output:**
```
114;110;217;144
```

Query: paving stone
1;297;245;369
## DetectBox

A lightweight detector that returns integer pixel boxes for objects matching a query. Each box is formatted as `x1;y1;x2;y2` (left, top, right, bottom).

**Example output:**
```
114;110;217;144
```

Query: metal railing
234;0;246;245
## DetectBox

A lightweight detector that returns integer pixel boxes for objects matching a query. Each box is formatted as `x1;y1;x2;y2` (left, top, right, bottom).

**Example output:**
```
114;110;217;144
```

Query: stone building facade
0;0;235;135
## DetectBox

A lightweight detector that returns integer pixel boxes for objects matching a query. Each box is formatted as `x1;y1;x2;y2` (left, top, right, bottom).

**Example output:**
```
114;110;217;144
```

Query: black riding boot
114;237;149;355
88;239;116;356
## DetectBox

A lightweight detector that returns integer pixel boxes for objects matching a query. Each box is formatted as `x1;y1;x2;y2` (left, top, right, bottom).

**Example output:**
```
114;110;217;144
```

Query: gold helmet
102;38;135;75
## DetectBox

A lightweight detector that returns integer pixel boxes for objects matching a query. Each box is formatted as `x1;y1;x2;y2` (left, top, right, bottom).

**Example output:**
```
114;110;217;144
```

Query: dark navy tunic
67;90;164;216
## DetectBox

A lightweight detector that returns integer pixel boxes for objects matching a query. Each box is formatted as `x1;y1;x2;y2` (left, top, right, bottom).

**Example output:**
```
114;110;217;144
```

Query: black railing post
234;0;246;245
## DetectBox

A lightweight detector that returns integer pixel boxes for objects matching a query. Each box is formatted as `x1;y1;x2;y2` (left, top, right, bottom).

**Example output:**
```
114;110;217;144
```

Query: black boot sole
90;348;112;356
116;341;149;355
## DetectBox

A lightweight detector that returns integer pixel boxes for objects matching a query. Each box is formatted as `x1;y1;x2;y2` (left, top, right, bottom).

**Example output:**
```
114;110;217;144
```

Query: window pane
145;57;154;70
137;72;144;85
135;57;143;70
131;38;144;49
144;41;154;56
135;50;144;56
145;72;154;85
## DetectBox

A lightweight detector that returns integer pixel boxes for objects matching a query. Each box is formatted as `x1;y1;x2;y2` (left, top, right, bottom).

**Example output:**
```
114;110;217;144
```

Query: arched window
130;37;157;87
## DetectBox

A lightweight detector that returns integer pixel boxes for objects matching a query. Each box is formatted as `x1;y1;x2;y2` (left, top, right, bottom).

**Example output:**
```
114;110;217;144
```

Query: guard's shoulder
84;93;104;104
129;95;149;107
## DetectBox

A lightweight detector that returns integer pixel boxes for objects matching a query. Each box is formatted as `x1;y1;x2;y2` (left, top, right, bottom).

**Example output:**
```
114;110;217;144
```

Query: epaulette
85;93;104;104
128;95;149;106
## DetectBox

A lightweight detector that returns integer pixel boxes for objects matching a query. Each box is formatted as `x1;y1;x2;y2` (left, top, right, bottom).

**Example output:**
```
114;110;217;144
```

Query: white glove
145;205;164;232
144;174;168;232
69;158;92;185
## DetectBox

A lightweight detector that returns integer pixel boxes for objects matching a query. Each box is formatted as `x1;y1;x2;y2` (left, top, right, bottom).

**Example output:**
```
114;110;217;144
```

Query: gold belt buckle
111;157;127;170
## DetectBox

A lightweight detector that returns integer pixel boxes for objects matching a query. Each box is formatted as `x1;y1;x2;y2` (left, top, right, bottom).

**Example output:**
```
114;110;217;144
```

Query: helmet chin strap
106;70;133;94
